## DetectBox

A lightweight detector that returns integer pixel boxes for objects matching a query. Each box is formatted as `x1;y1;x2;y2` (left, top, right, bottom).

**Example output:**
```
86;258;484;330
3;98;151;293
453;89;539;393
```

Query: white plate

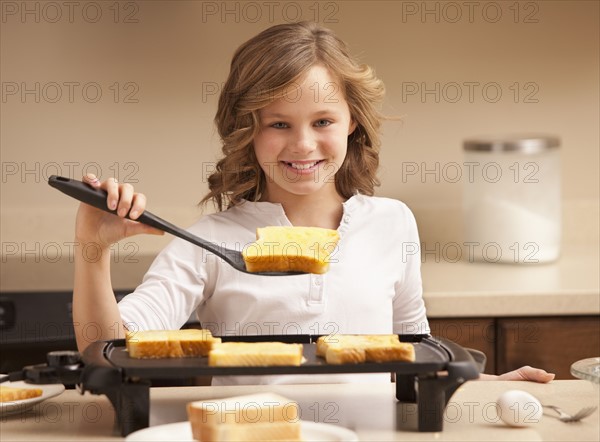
0;380;66;417
125;420;359;441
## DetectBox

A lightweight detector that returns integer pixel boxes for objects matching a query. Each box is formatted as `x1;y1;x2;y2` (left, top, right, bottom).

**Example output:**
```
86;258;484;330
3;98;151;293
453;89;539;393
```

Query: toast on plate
0;386;43;402
187;393;302;442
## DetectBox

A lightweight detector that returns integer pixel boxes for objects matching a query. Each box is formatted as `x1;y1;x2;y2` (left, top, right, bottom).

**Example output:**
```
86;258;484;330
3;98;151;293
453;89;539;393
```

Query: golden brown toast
0;386;43;402
208;342;303;367
126;329;221;359
194;421;302;442
316;334;415;364
242;226;340;274
187;393;302;442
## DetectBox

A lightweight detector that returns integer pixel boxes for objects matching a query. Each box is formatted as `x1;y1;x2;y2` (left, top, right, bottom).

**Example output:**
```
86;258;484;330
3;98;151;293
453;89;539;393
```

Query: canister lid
463;134;560;154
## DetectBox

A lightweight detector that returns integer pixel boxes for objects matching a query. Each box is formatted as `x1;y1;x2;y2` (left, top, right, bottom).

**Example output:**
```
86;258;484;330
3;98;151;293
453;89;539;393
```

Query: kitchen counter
422;243;600;318
1;380;598;441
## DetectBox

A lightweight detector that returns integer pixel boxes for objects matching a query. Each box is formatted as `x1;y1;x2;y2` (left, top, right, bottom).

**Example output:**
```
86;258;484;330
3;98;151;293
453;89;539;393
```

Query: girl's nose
290;128;317;154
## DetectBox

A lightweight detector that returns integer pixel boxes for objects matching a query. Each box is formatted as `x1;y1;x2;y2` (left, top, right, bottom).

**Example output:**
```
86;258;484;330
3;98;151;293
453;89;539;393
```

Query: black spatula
48;176;303;276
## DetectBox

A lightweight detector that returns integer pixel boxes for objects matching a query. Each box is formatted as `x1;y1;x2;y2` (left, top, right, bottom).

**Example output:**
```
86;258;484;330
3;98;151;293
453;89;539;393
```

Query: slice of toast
364;344;416;363
187;393;302;442
197;421;302;442
316;334;401;357
242;226;340;274
0;386;43;402
126;329;221;359
208;342;303;367
316;334;415;364
187;392;299;425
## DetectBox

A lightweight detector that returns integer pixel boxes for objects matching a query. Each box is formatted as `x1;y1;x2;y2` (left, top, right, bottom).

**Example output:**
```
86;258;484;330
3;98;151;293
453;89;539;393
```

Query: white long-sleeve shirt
118;194;429;384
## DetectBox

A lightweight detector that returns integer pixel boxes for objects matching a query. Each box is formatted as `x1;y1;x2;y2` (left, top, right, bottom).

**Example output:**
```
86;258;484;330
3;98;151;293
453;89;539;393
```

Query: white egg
496;390;543;427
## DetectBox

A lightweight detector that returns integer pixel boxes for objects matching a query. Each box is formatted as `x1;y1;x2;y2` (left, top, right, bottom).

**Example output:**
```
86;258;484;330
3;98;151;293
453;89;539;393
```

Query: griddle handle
443;338;482;383
80;341;151;436
398;336;480;432
438;337;481;404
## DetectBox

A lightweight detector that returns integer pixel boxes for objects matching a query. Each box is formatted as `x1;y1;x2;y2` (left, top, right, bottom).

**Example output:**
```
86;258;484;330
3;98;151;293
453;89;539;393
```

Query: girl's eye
271;122;288;129
315;119;331;127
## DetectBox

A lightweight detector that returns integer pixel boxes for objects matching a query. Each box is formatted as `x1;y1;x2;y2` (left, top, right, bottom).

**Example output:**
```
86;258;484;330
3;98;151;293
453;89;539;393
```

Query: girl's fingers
83;173;101;187
79;175;161;241
128;192;146;220
83;175;125;213
116;183;135;218
126;194;164;236
81;176;156;234
104;177;119;211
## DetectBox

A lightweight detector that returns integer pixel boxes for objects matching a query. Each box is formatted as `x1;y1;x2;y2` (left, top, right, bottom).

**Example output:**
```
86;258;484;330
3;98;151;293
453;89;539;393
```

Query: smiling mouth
282;160;324;170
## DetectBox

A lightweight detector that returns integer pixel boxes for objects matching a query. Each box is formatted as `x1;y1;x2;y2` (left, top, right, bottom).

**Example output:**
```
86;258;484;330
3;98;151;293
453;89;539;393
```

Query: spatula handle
47;175;225;257
47;175;172;230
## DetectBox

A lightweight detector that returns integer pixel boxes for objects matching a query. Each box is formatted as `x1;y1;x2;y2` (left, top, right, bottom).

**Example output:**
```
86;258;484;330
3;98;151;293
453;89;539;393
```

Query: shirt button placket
308;274;324;305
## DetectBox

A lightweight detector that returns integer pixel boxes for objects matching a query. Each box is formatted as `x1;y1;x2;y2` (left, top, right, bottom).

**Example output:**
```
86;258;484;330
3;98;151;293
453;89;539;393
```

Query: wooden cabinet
428;316;600;378
496;316;600;378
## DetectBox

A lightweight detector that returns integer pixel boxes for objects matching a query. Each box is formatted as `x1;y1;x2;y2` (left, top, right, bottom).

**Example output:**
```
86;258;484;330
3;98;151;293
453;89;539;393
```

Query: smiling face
253;65;356;203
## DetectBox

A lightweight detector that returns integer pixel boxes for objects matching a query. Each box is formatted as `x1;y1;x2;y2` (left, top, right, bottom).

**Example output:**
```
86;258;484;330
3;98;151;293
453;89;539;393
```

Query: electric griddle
76;334;480;435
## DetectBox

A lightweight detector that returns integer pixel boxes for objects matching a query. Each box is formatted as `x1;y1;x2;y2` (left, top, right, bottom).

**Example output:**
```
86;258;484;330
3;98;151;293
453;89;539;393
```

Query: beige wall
1;1;598;288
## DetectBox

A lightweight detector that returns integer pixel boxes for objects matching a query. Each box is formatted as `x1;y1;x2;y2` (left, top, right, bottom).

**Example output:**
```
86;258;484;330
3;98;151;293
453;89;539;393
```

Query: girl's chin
269;181;334;198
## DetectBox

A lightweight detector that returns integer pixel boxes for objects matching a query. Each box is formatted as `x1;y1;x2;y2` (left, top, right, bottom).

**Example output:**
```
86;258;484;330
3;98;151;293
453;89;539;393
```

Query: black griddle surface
103;335;450;378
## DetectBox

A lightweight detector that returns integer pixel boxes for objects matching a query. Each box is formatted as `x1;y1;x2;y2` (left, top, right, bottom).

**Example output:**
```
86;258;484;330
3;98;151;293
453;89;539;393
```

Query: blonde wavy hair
201;22;385;211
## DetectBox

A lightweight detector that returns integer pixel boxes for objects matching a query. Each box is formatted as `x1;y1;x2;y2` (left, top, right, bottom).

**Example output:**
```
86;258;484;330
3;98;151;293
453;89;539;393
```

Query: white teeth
287;161;319;170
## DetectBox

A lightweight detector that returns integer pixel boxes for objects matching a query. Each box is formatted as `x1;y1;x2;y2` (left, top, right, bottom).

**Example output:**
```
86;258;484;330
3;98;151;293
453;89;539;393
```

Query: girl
73;22;553;384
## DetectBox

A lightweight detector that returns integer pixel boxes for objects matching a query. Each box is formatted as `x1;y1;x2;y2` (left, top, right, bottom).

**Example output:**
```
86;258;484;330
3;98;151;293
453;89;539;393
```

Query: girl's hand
75;174;164;249
479;366;555;383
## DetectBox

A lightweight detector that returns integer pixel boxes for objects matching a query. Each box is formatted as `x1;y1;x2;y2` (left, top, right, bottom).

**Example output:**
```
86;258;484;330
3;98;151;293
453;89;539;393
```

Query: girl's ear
348;119;358;136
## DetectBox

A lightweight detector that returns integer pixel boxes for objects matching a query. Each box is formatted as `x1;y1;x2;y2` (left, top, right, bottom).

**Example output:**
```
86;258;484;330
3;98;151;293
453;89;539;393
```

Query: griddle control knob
47;350;82;368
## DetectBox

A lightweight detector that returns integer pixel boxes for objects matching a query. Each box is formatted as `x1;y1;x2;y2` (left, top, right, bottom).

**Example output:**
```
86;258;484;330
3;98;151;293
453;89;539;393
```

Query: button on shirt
118;195;429;384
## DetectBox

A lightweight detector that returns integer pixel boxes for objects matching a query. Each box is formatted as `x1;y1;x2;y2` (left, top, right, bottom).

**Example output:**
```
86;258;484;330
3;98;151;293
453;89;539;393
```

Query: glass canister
462;134;561;264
